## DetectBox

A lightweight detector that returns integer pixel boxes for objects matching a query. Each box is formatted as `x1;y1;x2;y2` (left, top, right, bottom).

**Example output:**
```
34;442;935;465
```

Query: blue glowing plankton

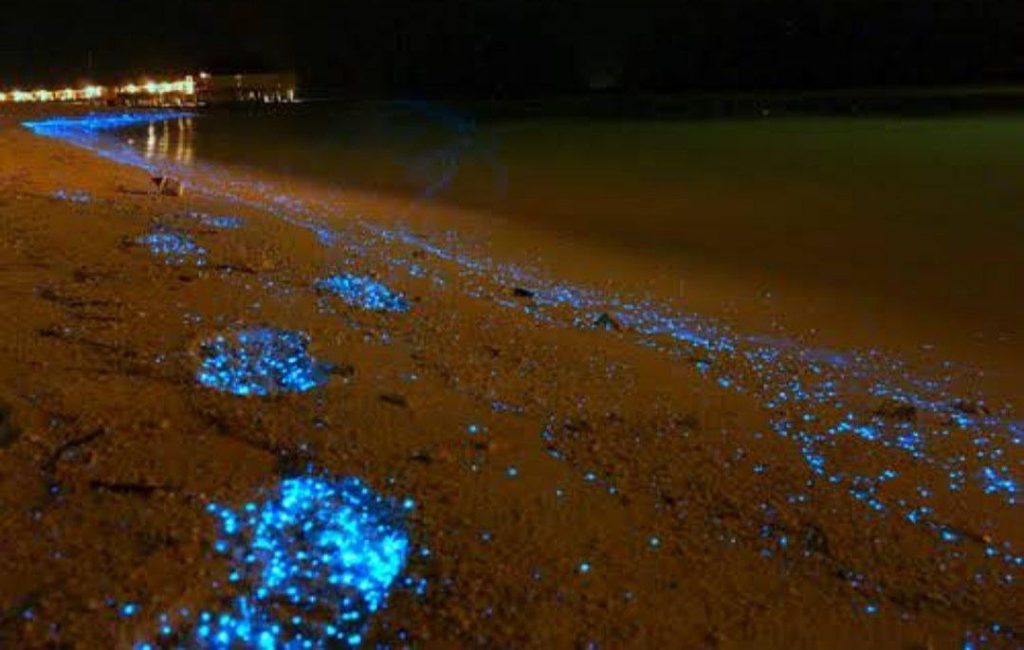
135;231;206;265
196;328;331;396
135;475;416;649
316;274;409;313
24;111;192;136
191;212;245;230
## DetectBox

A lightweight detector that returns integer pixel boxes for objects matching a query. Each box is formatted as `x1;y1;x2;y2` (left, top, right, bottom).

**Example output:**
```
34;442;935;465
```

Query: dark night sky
1;1;1022;95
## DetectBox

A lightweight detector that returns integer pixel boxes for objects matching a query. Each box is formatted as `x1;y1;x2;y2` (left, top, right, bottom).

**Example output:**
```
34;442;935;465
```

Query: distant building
114;77;197;107
197;72;297;105
0;72;298;107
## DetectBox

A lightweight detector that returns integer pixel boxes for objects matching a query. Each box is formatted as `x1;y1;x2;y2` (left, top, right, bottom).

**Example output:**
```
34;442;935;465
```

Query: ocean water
121;99;1024;345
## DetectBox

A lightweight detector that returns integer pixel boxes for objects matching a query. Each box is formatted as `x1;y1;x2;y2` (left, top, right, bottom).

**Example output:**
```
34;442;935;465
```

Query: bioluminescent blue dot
121;603;139;618
135;231;206;266
648;536;661;549
316;274;409;313
940;528;961;543
506;466;519;478
137;475;416;649
578;562;592;574
196;327;331;396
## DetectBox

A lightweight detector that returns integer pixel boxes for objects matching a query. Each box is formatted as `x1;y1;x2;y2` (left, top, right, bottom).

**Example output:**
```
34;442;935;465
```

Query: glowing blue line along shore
23;111;194;138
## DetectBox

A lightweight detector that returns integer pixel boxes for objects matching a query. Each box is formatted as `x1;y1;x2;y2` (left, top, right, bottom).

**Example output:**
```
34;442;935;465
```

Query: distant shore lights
3;71;298;105
120;76;196;97
0;75;198;104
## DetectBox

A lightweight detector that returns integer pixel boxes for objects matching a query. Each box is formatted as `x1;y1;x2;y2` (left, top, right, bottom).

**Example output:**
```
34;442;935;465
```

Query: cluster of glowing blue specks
135;231;207;266
316;274;409;313
197;328;330;396
135;475;416;649
191;212;245;230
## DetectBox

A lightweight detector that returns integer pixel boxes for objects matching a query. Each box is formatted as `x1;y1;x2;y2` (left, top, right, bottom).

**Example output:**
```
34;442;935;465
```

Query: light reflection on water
144;117;194;165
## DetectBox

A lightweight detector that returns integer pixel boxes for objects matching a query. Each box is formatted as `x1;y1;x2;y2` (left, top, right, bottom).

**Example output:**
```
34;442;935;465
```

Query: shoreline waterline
26;109;1022;502
3;108;1021;648
94;102;1024;358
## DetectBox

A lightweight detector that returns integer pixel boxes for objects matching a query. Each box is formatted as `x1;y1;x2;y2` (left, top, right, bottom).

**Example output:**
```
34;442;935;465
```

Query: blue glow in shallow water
316;274;409;313
135;231;207;265
22;112;192;178
134;475;417;649
196;328;331;396
23;111;192;138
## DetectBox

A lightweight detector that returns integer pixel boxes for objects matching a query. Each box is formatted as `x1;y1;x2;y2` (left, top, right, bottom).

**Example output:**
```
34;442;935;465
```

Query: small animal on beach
151;175;185;197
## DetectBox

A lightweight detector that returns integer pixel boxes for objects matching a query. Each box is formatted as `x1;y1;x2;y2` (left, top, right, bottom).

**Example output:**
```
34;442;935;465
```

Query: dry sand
0;108;1020;648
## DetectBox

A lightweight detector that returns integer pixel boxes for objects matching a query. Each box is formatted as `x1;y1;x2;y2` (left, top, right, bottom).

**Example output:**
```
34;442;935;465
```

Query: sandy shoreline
0;108;1020;648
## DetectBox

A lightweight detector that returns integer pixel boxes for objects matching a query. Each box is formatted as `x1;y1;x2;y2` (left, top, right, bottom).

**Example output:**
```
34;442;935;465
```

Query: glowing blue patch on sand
197;328;330;396
135;231;206;265
317;274;409;313
136;475;416;649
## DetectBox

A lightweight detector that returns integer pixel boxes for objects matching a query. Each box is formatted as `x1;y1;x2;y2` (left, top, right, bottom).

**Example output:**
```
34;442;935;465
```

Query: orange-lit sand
0;109;1020;648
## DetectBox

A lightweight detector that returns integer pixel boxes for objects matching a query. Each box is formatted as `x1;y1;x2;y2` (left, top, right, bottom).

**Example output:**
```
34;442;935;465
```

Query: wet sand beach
0;107;1021;648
